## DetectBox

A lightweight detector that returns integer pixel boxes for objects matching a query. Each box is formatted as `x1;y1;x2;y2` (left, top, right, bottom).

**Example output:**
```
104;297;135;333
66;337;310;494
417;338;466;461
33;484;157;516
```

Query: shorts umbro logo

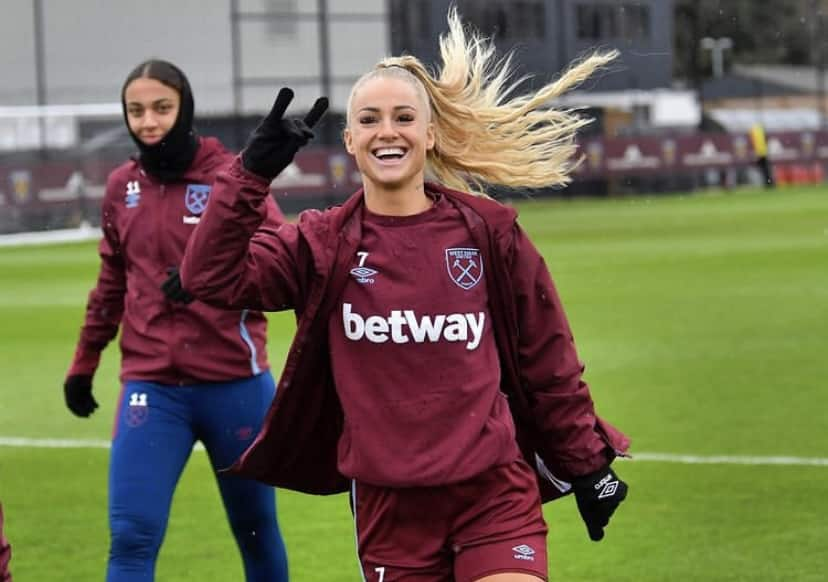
512;544;535;561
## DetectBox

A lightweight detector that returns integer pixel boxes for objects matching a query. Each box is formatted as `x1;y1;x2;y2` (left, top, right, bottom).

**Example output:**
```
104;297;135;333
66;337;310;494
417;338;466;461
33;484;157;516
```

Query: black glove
161;267;194;304
241;87;329;181
64;374;98;417
572;465;628;541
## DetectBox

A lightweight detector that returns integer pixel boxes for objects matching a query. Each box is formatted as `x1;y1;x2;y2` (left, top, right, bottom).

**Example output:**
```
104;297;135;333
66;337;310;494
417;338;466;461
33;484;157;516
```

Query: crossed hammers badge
445;247;483;290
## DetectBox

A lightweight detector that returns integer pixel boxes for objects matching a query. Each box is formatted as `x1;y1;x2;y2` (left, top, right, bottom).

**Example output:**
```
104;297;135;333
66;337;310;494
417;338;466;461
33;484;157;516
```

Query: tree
674;0;813;82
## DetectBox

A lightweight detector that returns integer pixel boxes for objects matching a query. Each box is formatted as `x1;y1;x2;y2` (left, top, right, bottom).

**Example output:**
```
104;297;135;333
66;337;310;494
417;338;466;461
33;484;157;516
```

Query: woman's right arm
182;89;327;311
66;183;126;377
179;156;304;312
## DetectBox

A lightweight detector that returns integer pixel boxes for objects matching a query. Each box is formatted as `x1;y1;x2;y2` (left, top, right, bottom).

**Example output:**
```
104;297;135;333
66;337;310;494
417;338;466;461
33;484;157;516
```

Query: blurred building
1;0;674;112
394;0;674;93
11;0;756;234
0;0;389;116
702;65;827;132
394;1;679;137
0;0;679;155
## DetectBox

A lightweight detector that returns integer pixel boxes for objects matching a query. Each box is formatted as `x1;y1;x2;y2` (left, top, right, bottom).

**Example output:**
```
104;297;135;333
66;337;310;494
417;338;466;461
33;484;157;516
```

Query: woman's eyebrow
357;105;417;113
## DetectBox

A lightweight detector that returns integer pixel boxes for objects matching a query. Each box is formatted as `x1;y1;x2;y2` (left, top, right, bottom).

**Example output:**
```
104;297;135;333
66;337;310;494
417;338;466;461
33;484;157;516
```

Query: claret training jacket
69;138;282;385
181;157;630;501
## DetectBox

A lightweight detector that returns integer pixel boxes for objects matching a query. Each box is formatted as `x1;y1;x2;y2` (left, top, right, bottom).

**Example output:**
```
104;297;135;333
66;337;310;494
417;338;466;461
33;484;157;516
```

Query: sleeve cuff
229;155;276;190
67;347;102;378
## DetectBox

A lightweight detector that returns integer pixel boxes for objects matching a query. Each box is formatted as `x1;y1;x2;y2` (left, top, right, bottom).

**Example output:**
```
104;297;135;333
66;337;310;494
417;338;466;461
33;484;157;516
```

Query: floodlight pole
700;36;733;79
317;0;332;111
229;0;246;149
817;4;827;129
33;0;47;152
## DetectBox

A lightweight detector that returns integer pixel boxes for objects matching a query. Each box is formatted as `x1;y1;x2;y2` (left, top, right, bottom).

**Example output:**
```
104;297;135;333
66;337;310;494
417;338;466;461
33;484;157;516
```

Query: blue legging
106;372;288;581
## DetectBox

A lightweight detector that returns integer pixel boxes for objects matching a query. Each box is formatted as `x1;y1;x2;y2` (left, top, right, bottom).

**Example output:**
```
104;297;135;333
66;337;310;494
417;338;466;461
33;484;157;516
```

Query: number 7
374;566;386;581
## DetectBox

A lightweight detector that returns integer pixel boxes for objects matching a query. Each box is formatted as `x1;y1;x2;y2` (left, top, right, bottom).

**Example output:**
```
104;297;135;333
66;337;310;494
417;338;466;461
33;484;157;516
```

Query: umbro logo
593;472;620;499
350;266;377;284
512;544;535;561
351;251;377;284
598;480;620;499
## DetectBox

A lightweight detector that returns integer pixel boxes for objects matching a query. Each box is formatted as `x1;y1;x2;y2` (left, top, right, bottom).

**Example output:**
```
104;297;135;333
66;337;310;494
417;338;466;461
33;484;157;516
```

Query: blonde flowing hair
346;8;617;196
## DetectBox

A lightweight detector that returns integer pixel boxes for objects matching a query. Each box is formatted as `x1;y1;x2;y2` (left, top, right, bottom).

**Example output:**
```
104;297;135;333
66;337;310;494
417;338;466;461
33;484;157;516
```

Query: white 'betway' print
342;303;485;350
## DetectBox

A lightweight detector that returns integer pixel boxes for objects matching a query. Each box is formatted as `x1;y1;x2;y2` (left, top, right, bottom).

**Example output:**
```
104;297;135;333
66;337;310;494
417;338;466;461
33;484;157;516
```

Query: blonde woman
175;11;630;582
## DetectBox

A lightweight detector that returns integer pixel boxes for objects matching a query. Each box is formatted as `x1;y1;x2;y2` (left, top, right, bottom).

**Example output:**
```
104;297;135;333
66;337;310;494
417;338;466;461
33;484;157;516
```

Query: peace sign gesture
241;88;329;181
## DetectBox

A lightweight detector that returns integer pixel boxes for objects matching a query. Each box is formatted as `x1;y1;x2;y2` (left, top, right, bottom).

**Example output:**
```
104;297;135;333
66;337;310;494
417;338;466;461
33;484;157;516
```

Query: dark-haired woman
63;59;289;582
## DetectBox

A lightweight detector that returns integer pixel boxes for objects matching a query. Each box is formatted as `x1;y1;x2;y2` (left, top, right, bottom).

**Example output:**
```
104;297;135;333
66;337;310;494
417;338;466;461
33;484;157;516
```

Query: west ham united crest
185;184;211;215
445;247;483;290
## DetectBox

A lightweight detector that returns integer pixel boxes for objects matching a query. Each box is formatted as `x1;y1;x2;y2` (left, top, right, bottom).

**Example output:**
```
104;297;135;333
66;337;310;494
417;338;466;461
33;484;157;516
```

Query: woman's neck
363;181;432;216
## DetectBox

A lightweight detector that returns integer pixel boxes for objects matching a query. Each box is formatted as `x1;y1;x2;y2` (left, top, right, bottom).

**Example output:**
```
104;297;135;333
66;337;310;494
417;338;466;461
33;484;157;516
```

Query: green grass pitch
1;185;826;580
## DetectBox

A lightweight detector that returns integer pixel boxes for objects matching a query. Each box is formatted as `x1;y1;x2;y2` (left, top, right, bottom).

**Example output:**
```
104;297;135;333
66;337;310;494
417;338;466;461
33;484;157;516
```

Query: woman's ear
343;127;354;154
425;122;436;151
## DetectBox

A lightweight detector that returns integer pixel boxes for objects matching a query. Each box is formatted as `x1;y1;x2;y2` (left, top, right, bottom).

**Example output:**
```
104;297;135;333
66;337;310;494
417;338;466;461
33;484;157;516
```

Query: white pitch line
626;452;828;466
0;437;826;466
0;436;110;448
0;436;204;451
0;225;100;247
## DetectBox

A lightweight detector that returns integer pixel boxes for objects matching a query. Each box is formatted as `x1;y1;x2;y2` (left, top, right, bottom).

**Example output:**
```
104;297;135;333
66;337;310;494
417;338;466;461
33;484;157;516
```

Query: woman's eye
359;116;377;125
398;114;414;122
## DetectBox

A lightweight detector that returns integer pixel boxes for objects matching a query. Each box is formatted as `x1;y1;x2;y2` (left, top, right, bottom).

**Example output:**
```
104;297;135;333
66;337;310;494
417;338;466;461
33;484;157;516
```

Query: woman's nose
140;112;159;128
377;117;396;137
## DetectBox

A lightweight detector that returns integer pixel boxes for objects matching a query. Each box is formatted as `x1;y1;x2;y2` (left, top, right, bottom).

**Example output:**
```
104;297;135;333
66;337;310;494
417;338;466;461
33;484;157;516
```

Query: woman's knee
109;513;164;560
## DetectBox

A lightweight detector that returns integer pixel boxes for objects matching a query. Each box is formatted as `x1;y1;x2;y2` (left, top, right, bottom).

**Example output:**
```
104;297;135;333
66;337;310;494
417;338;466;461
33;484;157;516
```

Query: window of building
457;0;545;40
577;3;618;40
390;0;431;48
620;4;650;40
577;2;650;41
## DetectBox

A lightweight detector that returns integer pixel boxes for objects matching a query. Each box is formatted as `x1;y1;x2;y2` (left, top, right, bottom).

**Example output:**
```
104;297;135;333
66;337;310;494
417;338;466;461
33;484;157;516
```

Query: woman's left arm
510;225;628;480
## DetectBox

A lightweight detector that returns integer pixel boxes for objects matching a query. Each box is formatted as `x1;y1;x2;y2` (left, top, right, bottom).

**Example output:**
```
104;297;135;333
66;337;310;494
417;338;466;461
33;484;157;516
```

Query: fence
2;129;827;236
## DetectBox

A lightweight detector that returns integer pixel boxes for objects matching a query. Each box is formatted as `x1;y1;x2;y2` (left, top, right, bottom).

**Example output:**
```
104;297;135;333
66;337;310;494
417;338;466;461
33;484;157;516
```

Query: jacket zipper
158;182;180;378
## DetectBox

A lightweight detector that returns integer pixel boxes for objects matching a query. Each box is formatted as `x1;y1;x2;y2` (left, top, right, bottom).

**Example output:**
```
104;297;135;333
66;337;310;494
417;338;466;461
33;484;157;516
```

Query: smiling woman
177;8;630;582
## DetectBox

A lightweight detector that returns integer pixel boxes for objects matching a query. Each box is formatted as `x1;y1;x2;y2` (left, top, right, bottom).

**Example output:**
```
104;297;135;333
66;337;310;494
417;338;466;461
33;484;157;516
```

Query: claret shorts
351;458;548;581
